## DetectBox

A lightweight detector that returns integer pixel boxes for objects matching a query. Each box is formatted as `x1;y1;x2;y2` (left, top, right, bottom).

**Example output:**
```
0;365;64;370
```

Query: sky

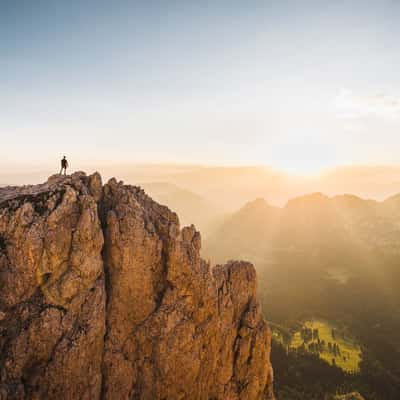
2;0;400;174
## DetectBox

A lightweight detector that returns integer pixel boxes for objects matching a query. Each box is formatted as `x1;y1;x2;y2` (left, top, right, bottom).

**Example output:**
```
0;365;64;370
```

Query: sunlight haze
2;0;400;174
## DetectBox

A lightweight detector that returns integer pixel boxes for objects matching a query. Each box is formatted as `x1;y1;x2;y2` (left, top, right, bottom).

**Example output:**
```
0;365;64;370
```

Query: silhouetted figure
60;156;68;175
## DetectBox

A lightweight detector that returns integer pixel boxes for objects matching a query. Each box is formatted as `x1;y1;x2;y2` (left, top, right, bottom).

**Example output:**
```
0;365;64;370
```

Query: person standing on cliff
60;156;68;175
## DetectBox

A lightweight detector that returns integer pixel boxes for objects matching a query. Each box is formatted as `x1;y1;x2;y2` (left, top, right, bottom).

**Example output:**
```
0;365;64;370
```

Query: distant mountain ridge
139;181;223;234
204;191;400;264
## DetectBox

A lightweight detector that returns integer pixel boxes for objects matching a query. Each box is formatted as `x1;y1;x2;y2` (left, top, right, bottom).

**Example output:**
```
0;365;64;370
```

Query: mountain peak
0;172;274;400
286;192;329;207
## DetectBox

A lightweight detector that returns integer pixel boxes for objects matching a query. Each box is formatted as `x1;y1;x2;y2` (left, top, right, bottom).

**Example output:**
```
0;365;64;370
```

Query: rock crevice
0;172;273;400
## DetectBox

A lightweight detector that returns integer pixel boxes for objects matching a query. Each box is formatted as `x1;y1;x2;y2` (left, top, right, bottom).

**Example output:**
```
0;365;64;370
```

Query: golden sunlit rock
0;172;274;400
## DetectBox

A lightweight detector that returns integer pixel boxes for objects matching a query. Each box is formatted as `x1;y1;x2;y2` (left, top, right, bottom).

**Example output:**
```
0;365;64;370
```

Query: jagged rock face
0;173;105;400
0;172;273;400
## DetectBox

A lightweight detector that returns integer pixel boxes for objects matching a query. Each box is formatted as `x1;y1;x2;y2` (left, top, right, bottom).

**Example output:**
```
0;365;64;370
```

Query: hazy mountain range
122;164;400;212
138;181;224;234
3;164;400;212
203;191;400;265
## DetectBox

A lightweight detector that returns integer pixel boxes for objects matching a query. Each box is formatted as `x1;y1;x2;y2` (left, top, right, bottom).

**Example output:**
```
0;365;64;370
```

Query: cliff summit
0;172;273;400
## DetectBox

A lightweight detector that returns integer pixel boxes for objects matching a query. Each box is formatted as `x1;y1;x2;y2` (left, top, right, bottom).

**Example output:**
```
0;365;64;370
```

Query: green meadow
272;319;361;372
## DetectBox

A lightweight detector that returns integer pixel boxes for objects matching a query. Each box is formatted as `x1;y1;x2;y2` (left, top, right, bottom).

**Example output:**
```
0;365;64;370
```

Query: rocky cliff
0;172;273;400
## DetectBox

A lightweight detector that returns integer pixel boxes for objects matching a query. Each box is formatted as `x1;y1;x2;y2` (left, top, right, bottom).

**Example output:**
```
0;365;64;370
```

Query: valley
272;319;361;372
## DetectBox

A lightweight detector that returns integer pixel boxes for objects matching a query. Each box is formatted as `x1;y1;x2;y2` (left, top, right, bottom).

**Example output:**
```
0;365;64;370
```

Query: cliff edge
0;172;273;400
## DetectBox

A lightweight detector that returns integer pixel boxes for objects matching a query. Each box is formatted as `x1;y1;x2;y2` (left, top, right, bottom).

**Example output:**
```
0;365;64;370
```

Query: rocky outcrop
0;172;273;400
334;393;365;400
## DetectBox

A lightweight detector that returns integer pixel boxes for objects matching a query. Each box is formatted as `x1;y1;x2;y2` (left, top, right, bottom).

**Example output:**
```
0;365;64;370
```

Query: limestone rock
0;172;273;399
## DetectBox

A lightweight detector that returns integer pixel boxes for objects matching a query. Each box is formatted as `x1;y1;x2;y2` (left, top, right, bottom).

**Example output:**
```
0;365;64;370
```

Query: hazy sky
2;0;400;173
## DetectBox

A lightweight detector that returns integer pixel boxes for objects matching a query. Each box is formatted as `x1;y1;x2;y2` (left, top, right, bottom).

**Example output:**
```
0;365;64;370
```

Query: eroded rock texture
0;172;273;400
